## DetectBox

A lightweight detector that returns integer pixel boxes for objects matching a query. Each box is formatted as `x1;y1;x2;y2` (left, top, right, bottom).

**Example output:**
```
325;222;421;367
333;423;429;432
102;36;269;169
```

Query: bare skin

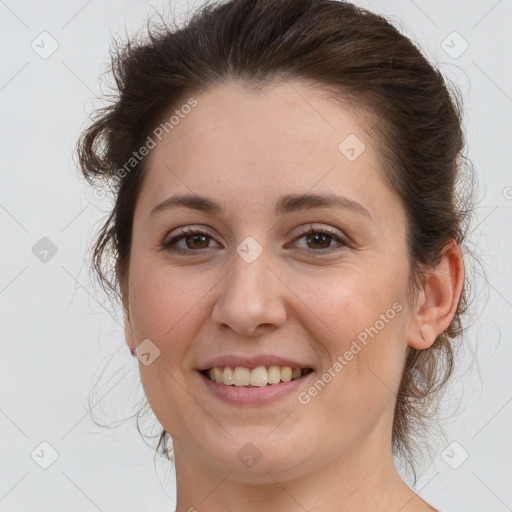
122;80;463;511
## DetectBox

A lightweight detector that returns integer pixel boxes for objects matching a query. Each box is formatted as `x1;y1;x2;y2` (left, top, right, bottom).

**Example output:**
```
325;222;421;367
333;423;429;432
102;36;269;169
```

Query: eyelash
161;224;348;255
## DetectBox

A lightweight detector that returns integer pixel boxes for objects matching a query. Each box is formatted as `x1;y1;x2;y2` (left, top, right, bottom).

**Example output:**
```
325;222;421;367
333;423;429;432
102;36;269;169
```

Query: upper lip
197;354;314;371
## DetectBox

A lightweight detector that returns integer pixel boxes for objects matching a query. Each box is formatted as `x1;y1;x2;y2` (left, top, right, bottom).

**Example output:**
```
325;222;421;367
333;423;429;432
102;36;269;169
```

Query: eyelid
292;223;345;240
287;223;349;250
163;225;218;244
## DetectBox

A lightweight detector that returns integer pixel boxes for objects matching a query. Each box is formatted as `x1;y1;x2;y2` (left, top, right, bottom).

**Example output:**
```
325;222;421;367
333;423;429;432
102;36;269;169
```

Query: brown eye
291;225;348;253
162;224;348;255
304;232;333;249
162;228;220;254
183;233;210;249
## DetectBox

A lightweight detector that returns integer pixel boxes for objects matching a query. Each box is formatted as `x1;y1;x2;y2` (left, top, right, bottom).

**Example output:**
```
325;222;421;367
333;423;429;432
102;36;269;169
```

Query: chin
195;435;312;480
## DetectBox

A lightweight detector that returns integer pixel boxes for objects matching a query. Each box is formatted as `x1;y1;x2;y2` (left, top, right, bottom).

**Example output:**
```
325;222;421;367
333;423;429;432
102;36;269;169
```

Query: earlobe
408;239;465;350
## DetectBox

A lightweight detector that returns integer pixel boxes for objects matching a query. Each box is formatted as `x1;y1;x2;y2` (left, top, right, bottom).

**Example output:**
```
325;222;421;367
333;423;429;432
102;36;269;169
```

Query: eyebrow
150;192;372;219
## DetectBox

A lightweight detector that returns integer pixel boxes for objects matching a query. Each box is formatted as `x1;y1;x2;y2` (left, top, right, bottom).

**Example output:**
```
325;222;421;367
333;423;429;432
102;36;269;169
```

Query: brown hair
77;0;475;480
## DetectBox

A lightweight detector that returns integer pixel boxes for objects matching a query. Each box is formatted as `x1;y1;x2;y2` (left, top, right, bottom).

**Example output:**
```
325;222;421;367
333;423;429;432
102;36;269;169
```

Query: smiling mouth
199;365;313;388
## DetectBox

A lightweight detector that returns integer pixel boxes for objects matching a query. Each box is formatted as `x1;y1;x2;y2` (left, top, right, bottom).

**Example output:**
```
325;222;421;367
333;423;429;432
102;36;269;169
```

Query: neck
171;437;436;512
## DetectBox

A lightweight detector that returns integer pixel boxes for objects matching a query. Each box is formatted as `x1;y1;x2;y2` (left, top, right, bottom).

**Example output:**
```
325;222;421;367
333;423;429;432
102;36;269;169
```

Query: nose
211;248;287;337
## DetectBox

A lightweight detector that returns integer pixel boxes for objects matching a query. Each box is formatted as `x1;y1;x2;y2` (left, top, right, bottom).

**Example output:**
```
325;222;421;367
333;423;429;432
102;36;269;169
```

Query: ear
407;239;465;349
124;307;137;355
118;270;136;355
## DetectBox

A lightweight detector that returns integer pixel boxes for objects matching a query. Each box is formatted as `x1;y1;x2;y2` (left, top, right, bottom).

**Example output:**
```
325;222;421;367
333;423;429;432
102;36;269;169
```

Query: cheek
296;271;408;400
128;260;217;345
290;263;409;401
292;264;406;345
127;261;217;426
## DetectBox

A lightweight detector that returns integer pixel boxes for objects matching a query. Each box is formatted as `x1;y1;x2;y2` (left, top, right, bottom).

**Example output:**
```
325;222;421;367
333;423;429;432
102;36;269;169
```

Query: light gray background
1;0;511;510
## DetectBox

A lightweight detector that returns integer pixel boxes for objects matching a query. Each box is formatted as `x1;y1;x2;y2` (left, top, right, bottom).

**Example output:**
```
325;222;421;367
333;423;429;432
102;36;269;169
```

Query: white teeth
213;367;223;384
267;365;281;384
233;367;250;386
205;365;311;387
249;366;267;387
281;367;292;382
292;368;302;379
223;367;234;385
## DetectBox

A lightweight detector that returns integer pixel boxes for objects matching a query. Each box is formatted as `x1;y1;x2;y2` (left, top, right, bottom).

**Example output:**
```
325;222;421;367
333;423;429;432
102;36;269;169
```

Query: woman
77;0;472;510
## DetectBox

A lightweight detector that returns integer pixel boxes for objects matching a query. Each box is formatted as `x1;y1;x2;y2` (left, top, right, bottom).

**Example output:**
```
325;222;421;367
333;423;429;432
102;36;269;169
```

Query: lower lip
197;370;314;405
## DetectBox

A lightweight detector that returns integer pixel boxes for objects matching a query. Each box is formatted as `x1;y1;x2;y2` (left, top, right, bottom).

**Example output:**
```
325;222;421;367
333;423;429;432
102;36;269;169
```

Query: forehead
147;80;372;164
138;80;395;220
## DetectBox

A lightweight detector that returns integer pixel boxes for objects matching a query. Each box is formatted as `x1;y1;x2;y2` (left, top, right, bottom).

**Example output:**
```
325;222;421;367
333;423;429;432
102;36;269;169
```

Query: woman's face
124;80;417;480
